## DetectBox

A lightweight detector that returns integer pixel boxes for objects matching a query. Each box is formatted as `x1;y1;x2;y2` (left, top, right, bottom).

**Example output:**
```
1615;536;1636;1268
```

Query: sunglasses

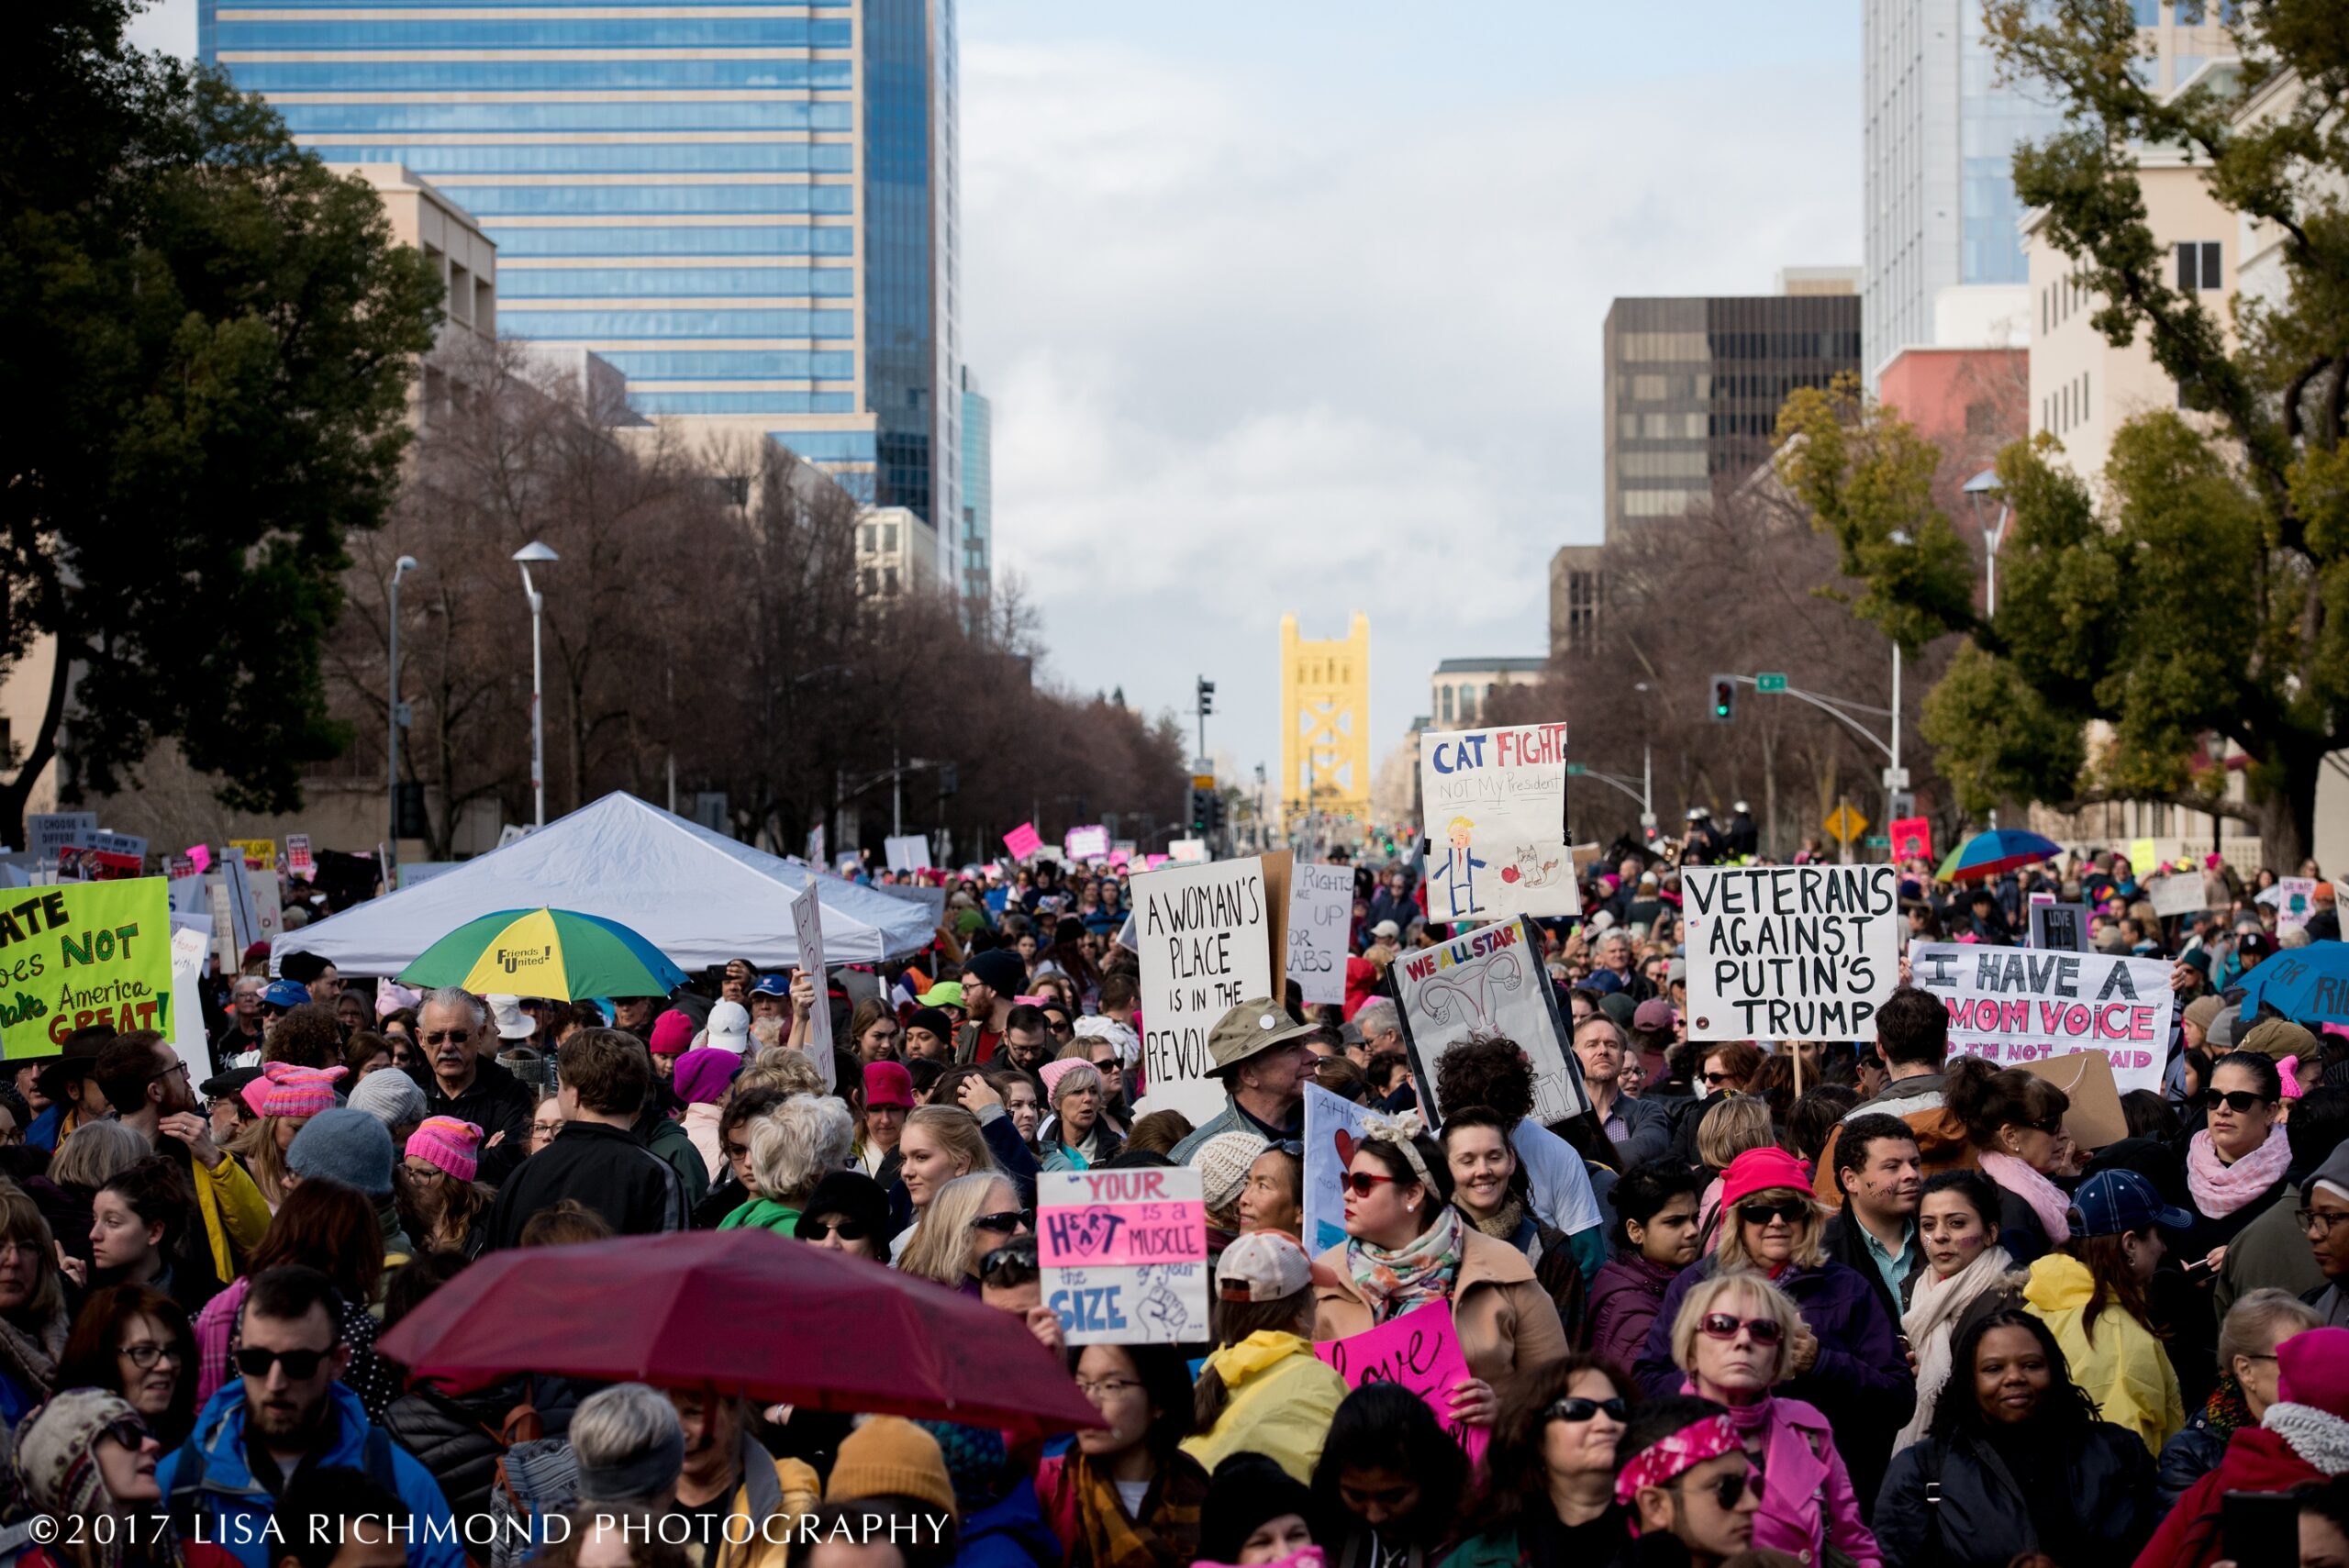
235;1344;336;1380
2212;1089;2274;1114
1671;1466;1764;1511
1546;1396;1627;1424
1738;1199;1809;1228
979;1242;1038;1278
1698;1312;1786;1346
795;1218;870;1242
423;1029;472;1045
974;1209;1033;1234
1342;1172;1400;1196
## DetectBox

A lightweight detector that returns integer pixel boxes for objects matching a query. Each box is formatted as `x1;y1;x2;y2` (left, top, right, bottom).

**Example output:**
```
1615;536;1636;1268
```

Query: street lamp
1963;469;2009;616
513;540;560;828
388;555;419;871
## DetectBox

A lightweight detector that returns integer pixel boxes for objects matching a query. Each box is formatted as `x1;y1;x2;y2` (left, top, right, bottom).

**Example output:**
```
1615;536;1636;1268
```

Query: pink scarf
1979;1151;2071;1244
2187;1125;2293;1218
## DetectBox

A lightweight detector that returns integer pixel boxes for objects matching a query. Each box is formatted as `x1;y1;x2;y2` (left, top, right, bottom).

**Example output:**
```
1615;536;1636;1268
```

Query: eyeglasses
530;1121;565;1139
1738;1199;1809;1228
235;1344;336;1380
403;1160;446;1179
1698;1312;1786;1346
795;1218;870;1243
2212;1089;2275;1114
1545;1396;1627;1424
974;1209;1033;1235
1342;1172;1400;1196
1668;1466;1764;1511
1075;1377;1142;1401
2300;1208;2349;1237
118;1340;181;1371
423;1029;472;1045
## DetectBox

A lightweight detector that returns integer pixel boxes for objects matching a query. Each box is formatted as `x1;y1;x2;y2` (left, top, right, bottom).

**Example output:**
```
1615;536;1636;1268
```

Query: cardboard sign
1889;816;1932;862
1302;1081;1375;1254
1131;853;1289;1125
1910;941;2174;1096
1003;822;1044;862
25;814;97;862
1286;862;1353;1008
2277;877;2320;935
284;834;314;880
228;839;277;873
1314;1297;1488;1464
789;881;835;1085
884;835;931;873
2147;873;2208;919
1039;1166;1208;1345
1681;865;1901;1041
2014;1049;2129;1152
0;877;175;1059
2030;902;2092;953
1064;825;1111;862
1417;724;1578;925
1396;916;1591;1126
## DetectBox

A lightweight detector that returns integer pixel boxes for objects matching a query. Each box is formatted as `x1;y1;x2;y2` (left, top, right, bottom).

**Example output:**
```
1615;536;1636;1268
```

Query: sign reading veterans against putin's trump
1910;942;2173;1096
1417;724;1578;925
1680;864;1901;1041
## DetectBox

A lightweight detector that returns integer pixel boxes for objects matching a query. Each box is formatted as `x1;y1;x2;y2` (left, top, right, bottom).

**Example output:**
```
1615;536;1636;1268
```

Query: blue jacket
158;1381;463;1568
954;1479;1060;1568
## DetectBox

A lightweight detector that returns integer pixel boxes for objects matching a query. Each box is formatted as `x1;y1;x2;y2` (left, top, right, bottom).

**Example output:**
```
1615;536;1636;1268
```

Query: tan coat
1312;1227;1570;1408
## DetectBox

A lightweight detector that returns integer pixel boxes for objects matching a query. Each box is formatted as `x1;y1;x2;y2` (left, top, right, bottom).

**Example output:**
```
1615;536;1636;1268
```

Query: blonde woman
896;1170;1027;1295
889;1106;1000;1262
1694;1095;1776;1251
1635;1145;1913;1518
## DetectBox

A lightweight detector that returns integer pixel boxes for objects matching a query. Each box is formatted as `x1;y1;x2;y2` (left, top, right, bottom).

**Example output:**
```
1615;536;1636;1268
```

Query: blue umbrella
2236;940;2349;1024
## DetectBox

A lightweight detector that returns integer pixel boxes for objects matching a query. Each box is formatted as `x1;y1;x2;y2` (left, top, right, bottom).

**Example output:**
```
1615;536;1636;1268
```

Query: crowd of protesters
0;831;2341;1568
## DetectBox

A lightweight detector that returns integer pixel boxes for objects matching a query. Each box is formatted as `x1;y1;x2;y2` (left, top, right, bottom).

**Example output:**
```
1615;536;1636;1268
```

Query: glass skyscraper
199;0;962;550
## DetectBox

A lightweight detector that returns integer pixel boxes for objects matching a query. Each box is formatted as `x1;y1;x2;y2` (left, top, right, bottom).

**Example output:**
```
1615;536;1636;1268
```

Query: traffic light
1710;675;1737;723
1197;677;1215;717
1188;786;1215;834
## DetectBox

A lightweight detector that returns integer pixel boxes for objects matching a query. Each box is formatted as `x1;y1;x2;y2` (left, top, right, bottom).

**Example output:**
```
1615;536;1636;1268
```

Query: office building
1429;657;1548;731
856;506;939;599
959;364;992;608
199;0;964;580
1863;0;2232;382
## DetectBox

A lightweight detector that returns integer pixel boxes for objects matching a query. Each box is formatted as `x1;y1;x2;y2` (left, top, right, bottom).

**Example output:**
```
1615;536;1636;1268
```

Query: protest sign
245;868;284;949
1039;1166;1208;1345
1302;1081;1375;1254
1108;850;1131;871
1315;1298;1488;1464
1889;816;1932;862
1286;862;1353;1008
2147;873;2208;919
2015;1050;2128;1151
2277;877;2320;934
1003;822;1044;862
805;825;826;866
25;814;97;862
54;847;141;883
1396;916;1590;1126
789;882;835;1085
182;845;213;875
2128;838;2160;877
1417;724;1577;925
1168;839;1209;866
883;835;930;873
228;839;277;873
167;920;212;1077
1064;825;1111;862
285;835;314;880
1681;864;1901;1041
2030;902;2092;953
1910;941;2173;1096
1132;853;1289;1125
0;877;174;1059
1145;854;1170;870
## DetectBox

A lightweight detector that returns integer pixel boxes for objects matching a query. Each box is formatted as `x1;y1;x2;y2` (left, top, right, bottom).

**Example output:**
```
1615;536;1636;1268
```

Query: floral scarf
1978;1151;2071;1244
2187;1125;2292;1218
1347;1204;1464;1324
1061;1450;1206;1568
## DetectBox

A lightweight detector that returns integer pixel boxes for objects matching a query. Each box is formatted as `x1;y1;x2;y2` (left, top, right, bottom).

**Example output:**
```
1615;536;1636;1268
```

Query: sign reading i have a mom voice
1681;864;1900;1040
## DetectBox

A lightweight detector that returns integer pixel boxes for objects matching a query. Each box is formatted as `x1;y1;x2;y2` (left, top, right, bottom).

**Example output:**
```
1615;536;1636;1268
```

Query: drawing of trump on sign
1428;815;1488;922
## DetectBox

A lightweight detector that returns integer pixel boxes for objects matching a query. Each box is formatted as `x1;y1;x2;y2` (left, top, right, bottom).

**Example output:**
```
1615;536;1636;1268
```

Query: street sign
1755;673;1788;693
1882;766;1911;791
1823;804;1869;843
1191;773;1216;790
1564;763;1586;776
1864;835;1891;849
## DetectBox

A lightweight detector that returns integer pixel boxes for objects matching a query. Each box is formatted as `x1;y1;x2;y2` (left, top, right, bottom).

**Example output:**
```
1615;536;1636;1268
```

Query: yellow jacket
189;1149;271;1283
702;1437;818;1568
2022;1251;2184;1453
1181;1330;1350;1485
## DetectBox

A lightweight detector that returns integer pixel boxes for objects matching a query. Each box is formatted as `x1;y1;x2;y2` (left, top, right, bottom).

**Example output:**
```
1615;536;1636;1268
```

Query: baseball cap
1206;1000;1319;1077
916;981;965;1009
751;973;791;998
1371;919;1400;940
705;1000;751;1054
1631;998;1676;1033
1665;958;1688;985
262;979;310;1010
2238;931;2277;961
1216;1230;1313;1302
2073;1168;2193;1239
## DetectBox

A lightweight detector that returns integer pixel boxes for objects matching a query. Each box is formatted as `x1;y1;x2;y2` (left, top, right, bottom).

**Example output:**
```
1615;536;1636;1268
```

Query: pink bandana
1613;1413;1742;1529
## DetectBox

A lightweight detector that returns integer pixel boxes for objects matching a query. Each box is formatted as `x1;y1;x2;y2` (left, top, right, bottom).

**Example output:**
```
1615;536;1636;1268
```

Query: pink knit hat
1039;1057;1096;1104
2277;1327;2349;1418
260;1062;347;1119
648;1009;696;1058
405;1116;484;1183
1718;1145;1816;1212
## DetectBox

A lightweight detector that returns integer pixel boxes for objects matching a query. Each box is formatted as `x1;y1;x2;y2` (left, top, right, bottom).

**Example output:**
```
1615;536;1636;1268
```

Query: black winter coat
409;1056;538;1187
1873;1420;2155;1568
382;1376;580;1546
485;1121;687;1249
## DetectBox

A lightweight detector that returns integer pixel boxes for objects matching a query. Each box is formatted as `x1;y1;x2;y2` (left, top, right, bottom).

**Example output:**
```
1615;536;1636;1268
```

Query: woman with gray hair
32;1118;148;1270
1038;1061;1120;1173
571;1381;686;1512
2154;1284;2324;1506
719;1095;852;1235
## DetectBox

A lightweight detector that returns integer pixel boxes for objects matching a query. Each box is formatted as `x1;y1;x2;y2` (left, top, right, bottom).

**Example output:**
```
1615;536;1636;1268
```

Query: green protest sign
0;878;173;1059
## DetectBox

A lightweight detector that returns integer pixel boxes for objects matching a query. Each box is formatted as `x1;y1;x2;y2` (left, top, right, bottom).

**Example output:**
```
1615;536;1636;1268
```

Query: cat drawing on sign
1499;844;1562;887
1414;949;1524;1033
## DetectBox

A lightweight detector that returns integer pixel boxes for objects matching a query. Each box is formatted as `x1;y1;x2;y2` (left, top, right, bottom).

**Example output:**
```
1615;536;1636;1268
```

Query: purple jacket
1634;1256;1915;1518
1586;1254;1677;1376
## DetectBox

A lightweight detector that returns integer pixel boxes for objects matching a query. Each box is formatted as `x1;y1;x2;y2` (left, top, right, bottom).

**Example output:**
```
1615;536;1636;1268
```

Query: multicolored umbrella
1933;828;2064;884
396;906;685;1001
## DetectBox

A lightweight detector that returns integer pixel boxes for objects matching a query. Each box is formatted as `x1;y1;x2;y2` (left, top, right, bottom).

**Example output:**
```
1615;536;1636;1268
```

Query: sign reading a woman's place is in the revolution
0;876;173;1057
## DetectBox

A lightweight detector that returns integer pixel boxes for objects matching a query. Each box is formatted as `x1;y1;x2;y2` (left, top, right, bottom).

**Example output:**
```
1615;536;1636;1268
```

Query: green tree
0;2;443;847
1781;0;2349;866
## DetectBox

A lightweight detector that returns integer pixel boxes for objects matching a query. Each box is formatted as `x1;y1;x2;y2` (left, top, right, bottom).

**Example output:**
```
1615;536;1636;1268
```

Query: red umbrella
374;1229;1102;1437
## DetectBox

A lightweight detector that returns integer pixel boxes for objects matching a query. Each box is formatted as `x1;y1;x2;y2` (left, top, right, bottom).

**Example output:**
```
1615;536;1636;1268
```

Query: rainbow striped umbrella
397;907;685;1001
1933;828;2064;884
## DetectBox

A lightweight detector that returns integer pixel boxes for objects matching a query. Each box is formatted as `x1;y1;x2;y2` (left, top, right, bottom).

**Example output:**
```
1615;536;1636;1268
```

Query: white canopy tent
280;792;937;977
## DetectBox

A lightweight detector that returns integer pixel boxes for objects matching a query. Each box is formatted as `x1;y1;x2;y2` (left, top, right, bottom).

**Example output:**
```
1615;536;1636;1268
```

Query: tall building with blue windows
199;0;963;568
958;365;990;609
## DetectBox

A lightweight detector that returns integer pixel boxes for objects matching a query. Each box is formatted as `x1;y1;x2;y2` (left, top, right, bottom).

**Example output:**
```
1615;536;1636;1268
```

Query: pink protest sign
183;845;212;874
1004;822;1044;861
1109;850;1130;870
1314;1297;1488;1463
1037;1199;1205;1268
1146;853;1169;870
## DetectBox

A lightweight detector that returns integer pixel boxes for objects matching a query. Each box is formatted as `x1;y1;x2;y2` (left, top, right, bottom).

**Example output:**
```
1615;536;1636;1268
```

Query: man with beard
997;1005;1056;1075
159;1265;462;1568
94;1031;271;1296
407;988;536;1186
953;950;1023;1064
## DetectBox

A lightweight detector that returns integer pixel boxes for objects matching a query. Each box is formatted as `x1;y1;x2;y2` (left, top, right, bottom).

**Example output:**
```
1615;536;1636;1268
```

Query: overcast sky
128;0;1861;803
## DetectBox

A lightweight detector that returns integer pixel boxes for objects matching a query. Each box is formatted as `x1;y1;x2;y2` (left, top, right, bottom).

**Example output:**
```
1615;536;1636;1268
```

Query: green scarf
720;1196;804;1234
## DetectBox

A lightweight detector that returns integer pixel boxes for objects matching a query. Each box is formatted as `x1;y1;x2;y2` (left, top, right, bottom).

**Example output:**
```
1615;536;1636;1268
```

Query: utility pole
387;556;417;871
1195;676;1214;760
